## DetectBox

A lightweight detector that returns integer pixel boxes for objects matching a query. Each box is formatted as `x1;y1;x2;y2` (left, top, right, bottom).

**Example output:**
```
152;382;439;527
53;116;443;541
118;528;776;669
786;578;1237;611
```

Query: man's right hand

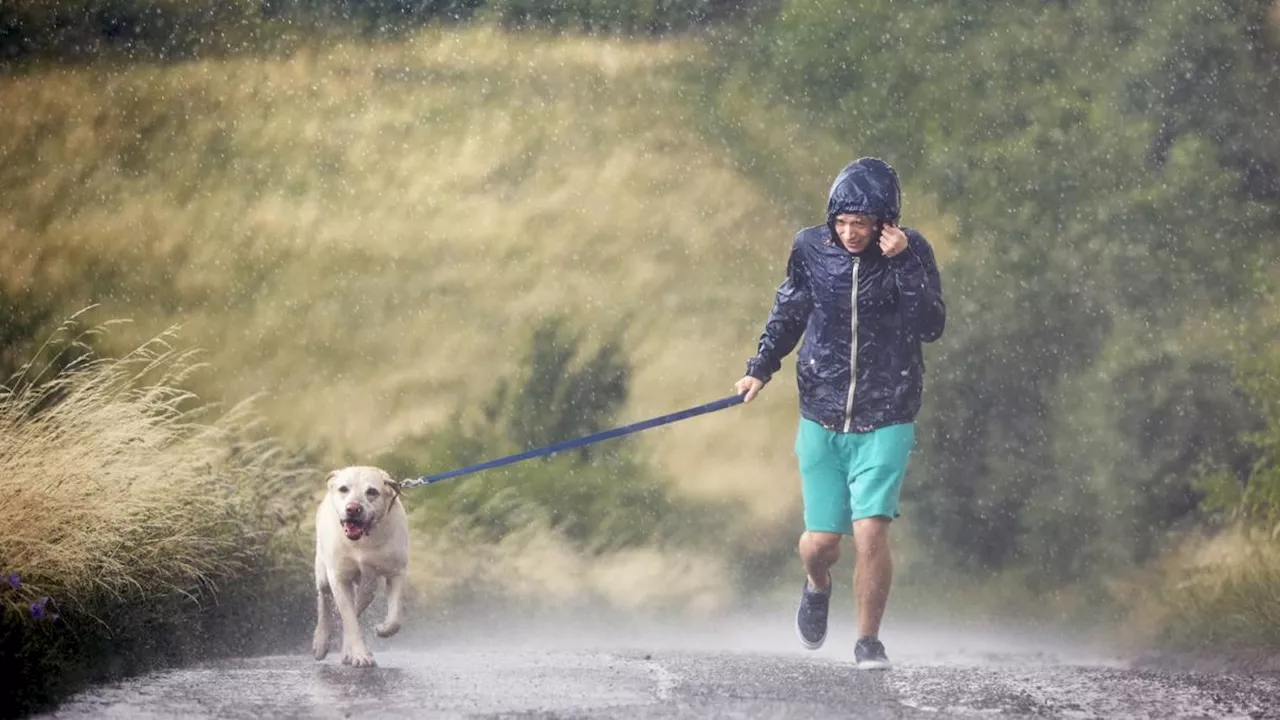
735;376;764;403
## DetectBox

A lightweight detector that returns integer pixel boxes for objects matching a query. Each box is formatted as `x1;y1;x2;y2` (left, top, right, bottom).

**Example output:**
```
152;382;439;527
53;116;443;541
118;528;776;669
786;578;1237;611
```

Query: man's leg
798;530;842;592
795;530;841;649
796;418;853;590
852;516;892;638
794;418;853;650
848;423;913;640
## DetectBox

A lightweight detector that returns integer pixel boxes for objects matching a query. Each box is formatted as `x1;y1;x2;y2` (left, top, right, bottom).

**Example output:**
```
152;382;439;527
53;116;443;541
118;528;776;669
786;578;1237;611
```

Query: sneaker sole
796;622;826;651
794;597;827;650
855;659;892;671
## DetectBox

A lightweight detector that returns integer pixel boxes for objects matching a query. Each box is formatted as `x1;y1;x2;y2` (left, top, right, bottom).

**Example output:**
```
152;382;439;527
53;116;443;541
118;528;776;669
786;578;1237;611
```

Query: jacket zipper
843;256;860;432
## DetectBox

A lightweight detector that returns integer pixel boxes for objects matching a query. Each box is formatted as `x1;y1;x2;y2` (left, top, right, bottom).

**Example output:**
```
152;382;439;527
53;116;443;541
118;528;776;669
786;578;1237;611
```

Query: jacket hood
826;157;901;224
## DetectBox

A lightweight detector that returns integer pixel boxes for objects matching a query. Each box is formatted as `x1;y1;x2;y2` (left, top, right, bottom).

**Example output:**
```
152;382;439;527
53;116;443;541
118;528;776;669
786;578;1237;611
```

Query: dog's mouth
341;518;369;540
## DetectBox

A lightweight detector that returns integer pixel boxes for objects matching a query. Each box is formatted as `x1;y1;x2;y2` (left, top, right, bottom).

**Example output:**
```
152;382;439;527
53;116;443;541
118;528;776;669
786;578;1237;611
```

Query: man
735;157;945;670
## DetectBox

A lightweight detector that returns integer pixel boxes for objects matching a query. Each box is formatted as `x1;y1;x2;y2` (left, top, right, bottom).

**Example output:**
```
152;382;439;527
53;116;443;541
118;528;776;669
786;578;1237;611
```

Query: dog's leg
330;570;375;667
312;554;333;661
376;573;404;638
355;574;379;618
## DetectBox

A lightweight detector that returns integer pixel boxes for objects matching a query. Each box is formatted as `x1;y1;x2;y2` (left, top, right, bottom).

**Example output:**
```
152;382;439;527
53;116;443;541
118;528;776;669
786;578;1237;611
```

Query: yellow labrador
312;466;409;667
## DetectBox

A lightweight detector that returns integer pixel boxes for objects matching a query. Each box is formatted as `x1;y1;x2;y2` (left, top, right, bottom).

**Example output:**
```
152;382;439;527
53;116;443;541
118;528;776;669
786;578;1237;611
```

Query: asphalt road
33;612;1280;719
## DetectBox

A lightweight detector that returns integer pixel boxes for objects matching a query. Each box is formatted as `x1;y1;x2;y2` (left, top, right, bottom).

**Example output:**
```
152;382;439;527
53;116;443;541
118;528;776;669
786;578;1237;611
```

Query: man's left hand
879;225;909;258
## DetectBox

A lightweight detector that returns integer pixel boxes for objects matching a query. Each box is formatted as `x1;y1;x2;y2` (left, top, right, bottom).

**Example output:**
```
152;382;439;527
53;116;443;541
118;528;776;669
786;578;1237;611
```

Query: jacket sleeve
892;231;946;343
745;235;813;384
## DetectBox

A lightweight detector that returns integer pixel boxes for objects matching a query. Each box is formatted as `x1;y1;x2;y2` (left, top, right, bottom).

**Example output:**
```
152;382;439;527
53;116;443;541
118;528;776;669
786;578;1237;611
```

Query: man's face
833;213;879;254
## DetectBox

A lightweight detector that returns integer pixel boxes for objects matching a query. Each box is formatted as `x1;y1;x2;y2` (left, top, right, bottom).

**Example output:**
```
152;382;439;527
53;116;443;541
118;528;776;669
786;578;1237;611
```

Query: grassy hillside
0;27;908;535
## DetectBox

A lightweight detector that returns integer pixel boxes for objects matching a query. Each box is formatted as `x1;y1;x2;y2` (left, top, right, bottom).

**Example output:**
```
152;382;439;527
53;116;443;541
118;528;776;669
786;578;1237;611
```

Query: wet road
34;613;1280;719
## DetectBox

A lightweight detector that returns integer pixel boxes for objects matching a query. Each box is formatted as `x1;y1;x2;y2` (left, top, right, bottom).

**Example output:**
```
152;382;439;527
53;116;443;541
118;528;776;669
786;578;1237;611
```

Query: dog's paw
375;620;401;638
342;647;377;668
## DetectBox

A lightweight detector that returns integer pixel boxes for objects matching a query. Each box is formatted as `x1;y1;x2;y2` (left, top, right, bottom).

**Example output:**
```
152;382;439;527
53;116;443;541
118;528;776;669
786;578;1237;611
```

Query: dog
312;466;409;667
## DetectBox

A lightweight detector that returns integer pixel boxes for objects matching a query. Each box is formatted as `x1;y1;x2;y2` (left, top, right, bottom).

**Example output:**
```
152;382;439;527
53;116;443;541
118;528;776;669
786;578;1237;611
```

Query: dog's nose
345;503;363;516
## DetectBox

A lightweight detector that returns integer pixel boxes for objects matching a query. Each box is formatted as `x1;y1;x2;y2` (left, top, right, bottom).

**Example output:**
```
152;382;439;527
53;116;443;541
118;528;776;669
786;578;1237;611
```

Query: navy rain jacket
745;157;946;433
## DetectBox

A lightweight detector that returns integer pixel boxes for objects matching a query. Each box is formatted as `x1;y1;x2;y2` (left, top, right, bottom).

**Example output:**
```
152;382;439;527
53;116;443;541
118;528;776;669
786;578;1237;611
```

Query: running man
735;157;945;670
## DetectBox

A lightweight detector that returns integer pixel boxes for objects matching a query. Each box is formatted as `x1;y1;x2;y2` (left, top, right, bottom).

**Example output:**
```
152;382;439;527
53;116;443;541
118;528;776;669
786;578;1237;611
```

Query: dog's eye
337;486;349;494
366;488;380;498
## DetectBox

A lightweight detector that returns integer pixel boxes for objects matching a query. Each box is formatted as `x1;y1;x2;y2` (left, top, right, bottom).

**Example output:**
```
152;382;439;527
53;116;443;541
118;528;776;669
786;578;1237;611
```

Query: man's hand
735;376;764;403
879;224;909;258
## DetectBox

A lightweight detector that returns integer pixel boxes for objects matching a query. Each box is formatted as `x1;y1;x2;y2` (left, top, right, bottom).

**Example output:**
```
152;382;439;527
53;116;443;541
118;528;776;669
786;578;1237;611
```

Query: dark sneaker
795;575;831;650
854;636;892;670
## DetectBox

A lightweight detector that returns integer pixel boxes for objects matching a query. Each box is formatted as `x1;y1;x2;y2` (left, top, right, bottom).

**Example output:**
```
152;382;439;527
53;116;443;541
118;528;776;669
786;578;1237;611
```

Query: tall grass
1115;527;1280;658
0;317;315;716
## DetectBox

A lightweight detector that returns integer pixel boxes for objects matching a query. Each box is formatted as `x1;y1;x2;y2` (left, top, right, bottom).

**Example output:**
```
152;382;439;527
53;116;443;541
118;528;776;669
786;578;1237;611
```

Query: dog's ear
386;478;404;505
325;470;340;488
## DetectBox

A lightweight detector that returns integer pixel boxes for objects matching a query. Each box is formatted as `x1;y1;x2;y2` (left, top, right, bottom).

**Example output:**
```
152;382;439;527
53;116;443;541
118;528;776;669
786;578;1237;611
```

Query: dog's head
326;466;402;541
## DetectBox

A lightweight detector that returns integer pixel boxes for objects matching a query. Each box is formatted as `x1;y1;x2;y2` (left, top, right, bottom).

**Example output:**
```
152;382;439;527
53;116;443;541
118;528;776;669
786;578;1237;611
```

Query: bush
1119;528;1280;654
373;317;745;612
0;0;761;64
379;317;727;553
0;318;315;717
0;0;263;62
1200;307;1280;532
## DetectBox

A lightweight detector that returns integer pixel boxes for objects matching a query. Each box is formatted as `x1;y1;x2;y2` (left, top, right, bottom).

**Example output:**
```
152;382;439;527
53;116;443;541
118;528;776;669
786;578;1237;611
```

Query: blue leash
401;393;746;489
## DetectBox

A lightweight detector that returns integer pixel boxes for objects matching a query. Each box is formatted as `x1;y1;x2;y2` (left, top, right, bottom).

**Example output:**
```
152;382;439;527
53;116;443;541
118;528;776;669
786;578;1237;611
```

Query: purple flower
30;596;50;621
5;573;18;590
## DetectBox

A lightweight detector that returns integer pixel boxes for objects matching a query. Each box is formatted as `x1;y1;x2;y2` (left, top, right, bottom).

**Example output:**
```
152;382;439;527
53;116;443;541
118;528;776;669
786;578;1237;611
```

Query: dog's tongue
341;520;364;540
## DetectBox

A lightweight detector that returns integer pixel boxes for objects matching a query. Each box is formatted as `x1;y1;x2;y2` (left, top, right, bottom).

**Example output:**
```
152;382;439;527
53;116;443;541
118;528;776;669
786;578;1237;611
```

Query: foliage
0;318;316;717
0;0;764;64
738;0;1280;582
1200;307;1280;530
0;0;264;62
1118;528;1280;653
0;288;61;383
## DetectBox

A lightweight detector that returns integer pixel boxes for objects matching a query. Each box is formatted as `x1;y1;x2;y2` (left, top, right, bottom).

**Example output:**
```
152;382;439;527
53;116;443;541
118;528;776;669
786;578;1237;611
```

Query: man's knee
800;530;843;557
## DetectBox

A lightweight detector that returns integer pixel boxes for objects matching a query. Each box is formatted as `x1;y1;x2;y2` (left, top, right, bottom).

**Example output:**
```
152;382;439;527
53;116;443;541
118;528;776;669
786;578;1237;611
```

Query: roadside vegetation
1135;306;1280;658
0;318;316;718
2;0;1280;712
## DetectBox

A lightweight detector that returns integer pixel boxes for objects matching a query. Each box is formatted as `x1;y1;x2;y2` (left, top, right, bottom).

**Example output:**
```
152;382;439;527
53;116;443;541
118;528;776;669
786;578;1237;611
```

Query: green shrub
378;317;730;555
0;0;758;64
0;0;263;61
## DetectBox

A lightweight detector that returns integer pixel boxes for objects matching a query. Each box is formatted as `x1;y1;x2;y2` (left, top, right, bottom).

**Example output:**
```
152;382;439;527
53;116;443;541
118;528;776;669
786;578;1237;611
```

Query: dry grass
1115;526;1280;652
0;315;314;619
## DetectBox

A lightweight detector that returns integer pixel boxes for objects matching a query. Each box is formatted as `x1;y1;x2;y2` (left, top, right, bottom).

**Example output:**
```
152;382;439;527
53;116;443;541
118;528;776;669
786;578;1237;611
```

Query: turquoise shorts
794;418;915;534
